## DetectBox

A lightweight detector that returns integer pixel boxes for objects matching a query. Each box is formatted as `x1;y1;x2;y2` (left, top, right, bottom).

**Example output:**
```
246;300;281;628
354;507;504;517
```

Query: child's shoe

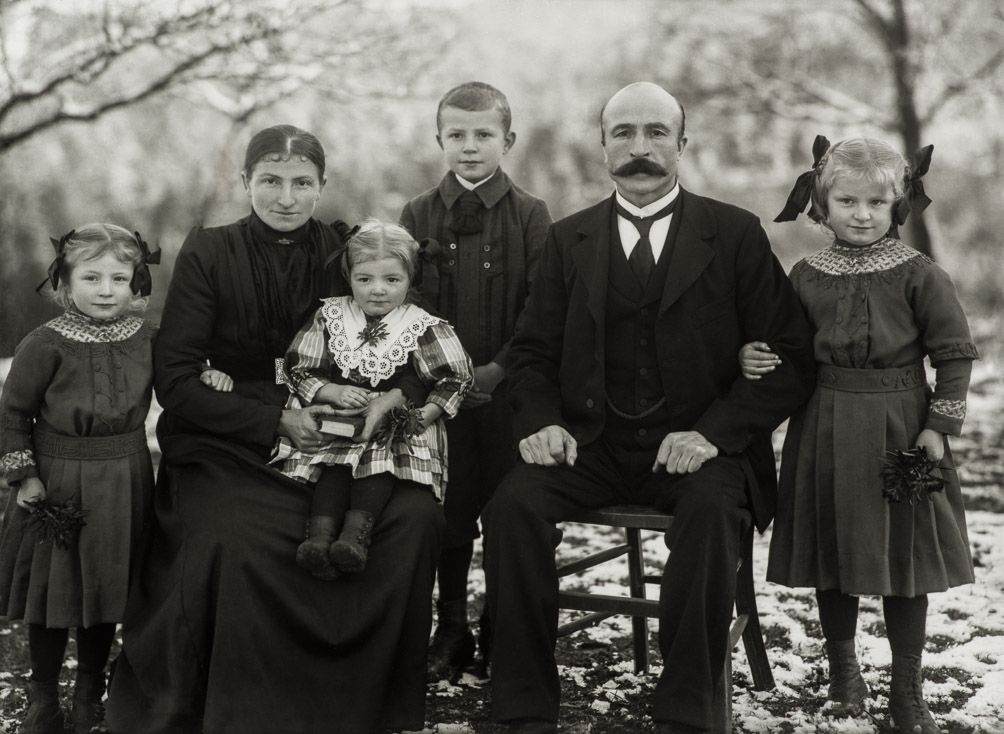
22;678;64;734
824;639;869;714
71;668;105;733
329;510;374;573
427;599;476;682
296;515;340;580
890;653;941;733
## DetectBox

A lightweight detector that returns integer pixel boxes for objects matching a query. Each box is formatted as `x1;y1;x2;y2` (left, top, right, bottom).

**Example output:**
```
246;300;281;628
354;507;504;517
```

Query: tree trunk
886;0;934;258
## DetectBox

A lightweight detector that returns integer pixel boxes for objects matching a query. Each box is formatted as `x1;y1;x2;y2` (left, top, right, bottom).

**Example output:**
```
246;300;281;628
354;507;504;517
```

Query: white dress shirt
614;183;680;263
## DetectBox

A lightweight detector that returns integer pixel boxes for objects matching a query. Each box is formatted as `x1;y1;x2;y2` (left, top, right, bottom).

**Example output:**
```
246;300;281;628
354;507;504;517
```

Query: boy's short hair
810;138;909;223
51;223;148;312
436;82;512;134
342;218;419;283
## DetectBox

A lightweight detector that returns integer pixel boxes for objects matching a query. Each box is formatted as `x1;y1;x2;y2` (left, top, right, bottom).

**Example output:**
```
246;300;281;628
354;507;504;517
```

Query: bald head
600;83;686;145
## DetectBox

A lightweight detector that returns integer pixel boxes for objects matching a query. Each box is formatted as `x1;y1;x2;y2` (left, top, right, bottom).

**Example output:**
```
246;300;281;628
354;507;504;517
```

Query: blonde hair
810;138;909;225
341;218;419;283
51;223;149;312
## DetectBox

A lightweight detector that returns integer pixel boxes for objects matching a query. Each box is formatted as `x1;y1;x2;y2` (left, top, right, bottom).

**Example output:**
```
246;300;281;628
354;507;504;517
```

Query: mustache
612;158;668;177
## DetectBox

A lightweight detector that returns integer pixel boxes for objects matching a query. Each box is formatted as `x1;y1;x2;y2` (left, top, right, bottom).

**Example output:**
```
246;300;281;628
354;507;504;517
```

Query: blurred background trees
2;0;1002;354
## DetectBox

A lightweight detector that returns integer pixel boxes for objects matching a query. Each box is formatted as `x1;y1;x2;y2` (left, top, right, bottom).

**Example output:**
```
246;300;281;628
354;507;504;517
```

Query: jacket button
639;367;648;376
449;243;457;250
448;259;456;266
483;262;491;269
483;245;491;252
881;376;891;386
585;398;595;409
637;428;647;437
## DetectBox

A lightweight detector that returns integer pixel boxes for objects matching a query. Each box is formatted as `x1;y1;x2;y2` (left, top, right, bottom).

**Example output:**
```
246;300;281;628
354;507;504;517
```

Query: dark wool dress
105;213;444;734
0;312;155;628
767;238;977;597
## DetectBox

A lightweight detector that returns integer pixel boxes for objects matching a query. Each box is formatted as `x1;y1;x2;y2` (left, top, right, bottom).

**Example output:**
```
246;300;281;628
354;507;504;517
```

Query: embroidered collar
438;167;511;210
803;237;924;276
47;309;144;343
246;210;314;246
322;296;442;386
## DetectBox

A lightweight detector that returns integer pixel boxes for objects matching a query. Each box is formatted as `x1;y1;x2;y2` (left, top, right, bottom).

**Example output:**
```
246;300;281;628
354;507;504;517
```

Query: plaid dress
271;297;472;500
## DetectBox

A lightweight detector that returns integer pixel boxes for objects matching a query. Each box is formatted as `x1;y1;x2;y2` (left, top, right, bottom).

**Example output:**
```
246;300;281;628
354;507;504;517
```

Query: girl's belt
34;428;148;460
816;363;926;393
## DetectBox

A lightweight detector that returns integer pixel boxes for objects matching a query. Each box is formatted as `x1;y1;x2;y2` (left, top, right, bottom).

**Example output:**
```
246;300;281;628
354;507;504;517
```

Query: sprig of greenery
356;320;389;348
24;498;87;549
880;447;945;504
373;405;425;450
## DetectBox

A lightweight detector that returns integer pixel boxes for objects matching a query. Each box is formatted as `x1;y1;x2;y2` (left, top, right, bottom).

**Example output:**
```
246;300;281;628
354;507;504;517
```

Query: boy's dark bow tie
615;199;676;285
450;190;485;235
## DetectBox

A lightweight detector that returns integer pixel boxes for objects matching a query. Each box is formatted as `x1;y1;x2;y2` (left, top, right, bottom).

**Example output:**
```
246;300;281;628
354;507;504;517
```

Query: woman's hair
243;125;326;180
342;219;419;283
51;223;148;312
810;137;909;223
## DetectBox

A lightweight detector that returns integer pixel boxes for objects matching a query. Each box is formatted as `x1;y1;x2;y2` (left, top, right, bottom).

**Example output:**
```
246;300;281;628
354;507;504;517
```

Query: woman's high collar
248;210;314;246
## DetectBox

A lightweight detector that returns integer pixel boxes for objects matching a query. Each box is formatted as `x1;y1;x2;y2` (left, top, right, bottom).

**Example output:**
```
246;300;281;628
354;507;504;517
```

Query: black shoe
427;599;475;682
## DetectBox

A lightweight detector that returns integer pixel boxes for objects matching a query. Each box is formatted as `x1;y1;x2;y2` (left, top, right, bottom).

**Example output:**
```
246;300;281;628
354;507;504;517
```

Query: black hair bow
131;230;161;297
774;134;831;223
891;145;934;235
35;229;76;293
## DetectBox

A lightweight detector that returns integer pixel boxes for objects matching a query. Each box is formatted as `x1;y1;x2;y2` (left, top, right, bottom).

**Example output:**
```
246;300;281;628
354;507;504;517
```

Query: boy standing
400;81;551;681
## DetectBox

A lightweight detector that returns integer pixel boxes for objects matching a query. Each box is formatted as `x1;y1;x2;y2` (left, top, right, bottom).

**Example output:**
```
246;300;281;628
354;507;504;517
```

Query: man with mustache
483;82;816;733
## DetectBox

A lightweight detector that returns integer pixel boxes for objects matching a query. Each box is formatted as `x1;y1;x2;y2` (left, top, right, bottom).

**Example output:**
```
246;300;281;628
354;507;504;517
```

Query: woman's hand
278;404;337;452
316;383;374;409
200;368;234;393
16;477;46;509
739;341;781;380
358;388;407;442
915;428;945;463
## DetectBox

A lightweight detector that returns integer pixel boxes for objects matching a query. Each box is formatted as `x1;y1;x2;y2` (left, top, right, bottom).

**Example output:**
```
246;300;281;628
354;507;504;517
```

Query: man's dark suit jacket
506;189;816;531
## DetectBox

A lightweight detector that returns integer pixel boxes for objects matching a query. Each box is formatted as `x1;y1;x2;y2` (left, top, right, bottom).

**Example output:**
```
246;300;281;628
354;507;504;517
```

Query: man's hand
519;425;578;467
653;431;718;474
462;362;505;409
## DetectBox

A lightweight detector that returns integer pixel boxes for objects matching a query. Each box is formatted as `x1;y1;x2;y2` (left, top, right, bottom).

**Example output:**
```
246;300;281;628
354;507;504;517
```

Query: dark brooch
357;320;389;348
24;498;87;548
880;447;945;504
373;405;425;450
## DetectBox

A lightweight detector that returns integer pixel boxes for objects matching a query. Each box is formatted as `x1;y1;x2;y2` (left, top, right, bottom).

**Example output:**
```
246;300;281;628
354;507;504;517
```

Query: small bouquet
373;405;425;450
24;497;87;548
879;447;945;504
356;320;388;348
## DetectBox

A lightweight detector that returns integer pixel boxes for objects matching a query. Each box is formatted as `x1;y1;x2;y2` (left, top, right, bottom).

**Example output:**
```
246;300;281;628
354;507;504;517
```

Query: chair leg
626;526;649;674
710;651;733;734
735;528;775;690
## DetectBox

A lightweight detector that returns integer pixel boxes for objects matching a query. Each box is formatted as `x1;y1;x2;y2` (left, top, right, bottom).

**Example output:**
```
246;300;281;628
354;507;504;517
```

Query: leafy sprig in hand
880;446;945;504
24;497;87;549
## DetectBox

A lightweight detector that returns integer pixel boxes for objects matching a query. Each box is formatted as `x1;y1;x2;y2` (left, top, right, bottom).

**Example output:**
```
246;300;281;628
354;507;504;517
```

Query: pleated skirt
0;429;154;627
767;363;974;597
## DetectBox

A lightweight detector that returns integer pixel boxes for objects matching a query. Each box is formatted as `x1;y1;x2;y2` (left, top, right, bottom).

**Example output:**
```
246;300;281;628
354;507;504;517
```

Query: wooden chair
556;505;775;731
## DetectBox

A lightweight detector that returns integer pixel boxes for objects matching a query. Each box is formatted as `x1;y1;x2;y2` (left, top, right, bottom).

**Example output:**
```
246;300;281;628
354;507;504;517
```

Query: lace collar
46;309;144;343
803;237;924;276
322;296;441;386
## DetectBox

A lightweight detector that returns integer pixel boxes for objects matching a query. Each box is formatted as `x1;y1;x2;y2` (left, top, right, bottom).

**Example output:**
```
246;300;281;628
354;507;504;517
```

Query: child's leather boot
71;667;105;733
824;639;869;714
22;678;63;734
890;653;940;733
329;510;374;573
427;599;475;682
296;515;340;580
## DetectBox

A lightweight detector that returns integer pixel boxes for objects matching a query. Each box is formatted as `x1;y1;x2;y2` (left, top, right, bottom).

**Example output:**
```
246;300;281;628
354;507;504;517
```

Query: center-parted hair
436;82;512;135
811;138;909;223
243;125;326;180
51;224;148;311
342;219;419;283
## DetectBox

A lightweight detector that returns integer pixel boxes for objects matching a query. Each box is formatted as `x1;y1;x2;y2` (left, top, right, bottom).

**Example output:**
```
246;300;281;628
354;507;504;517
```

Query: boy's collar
439;167;511;210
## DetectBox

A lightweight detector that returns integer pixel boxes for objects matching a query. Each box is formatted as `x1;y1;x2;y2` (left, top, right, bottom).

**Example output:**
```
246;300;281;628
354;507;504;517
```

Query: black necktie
450;190;485;235
615;199;676;285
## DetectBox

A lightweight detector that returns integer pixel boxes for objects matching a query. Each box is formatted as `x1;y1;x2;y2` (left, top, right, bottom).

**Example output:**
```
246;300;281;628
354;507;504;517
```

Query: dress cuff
1;449;38;483
925;399;966;437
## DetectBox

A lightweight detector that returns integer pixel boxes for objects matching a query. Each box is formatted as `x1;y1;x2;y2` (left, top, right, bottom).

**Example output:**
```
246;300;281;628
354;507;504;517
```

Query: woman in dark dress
106;125;444;734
